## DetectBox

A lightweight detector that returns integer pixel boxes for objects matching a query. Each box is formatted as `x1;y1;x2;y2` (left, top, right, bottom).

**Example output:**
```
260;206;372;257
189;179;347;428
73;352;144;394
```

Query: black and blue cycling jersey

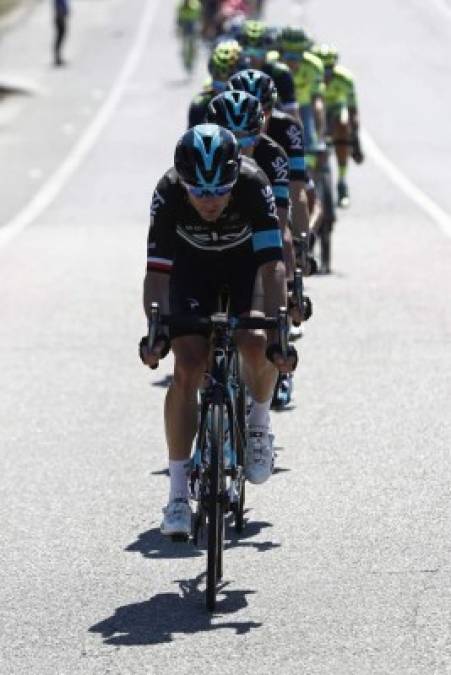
266;109;308;183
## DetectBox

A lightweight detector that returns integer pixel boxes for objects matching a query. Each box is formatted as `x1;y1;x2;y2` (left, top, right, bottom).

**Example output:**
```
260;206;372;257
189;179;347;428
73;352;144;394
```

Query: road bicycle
147;303;288;611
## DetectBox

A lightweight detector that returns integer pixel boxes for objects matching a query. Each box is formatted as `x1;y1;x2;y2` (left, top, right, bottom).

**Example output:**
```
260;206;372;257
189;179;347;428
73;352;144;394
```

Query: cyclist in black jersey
188;39;245;128
207;90;305;409
140;124;298;536
228;69;313;267
207;90;295;281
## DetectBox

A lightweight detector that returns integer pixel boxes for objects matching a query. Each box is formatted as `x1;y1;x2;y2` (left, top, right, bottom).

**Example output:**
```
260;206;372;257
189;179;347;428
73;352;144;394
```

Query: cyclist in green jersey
177;0;201;25
176;0;202;73
237;20;300;120
277;27;326;167
312;43;364;207
188;39;244;127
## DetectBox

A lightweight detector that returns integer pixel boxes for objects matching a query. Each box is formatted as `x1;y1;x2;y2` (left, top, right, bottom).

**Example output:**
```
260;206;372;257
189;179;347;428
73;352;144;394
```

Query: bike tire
206;404;224;611
316;162;335;273
235;379;247;533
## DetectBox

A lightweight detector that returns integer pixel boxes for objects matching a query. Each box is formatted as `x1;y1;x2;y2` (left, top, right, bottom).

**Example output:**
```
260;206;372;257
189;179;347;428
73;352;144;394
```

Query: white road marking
0;0;160;251
361;128;451;240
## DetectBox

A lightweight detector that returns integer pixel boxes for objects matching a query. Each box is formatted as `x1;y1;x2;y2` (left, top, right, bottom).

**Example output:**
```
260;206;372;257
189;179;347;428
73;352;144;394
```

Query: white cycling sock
168;459;190;502
248;398;271;429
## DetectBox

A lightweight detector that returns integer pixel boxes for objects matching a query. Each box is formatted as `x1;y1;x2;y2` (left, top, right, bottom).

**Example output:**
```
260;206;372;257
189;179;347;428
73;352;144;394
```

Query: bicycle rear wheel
206;404;224;611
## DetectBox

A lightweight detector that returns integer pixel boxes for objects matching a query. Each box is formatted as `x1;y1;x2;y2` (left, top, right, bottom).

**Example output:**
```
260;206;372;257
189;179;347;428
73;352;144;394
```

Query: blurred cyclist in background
277;27;325;166
237;21;299;120
188;39;245;127
176;0;202;73
312;43;364;207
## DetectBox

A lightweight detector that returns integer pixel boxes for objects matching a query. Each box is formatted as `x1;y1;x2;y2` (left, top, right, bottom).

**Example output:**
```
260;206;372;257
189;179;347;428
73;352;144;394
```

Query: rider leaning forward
140;124;298;536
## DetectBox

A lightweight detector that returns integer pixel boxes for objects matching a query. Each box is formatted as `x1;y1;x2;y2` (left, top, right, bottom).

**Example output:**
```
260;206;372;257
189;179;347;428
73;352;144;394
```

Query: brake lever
148;301;160;351
278;306;288;360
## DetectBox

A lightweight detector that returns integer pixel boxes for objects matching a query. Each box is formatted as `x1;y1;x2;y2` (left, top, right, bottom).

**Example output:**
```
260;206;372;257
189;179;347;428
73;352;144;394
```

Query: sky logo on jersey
271;156;289;181
286;124;304;151
150;189;165;218
260;184;277;218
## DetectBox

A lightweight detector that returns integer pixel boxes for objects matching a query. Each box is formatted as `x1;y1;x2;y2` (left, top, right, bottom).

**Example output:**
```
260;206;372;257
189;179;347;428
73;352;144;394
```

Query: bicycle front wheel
235;379;247;533
206;404;224;611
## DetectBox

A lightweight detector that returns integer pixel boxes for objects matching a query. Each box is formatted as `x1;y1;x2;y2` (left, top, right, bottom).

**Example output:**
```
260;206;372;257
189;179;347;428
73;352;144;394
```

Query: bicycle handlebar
147;303;289;358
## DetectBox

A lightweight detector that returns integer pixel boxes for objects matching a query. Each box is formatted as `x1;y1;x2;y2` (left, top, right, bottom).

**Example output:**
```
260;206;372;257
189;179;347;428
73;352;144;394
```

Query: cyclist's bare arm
260;259;287;340
313;94;326;138
277;206;295;282
143;269;169;319
289;180;309;242
142;270;170;367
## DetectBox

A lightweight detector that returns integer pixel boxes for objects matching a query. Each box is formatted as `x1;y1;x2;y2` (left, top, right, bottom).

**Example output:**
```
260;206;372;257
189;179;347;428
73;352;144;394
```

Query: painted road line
0;0;159;251
361;128;451;240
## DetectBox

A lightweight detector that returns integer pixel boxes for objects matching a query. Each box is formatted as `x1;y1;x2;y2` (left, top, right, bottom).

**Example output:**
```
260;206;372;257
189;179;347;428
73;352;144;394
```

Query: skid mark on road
0;0;159;251
362;128;451;239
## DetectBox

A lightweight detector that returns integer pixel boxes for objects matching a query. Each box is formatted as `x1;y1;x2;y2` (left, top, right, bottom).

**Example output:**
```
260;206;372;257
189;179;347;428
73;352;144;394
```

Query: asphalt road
1;1;451;673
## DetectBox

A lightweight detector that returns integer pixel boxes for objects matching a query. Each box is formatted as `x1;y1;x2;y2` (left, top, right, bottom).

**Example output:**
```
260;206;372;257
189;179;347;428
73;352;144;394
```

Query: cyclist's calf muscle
166;335;209;461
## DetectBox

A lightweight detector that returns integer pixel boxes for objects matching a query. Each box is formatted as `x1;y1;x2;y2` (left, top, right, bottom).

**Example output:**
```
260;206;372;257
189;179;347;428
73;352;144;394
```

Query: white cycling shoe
160;498;192;537
245;425;274;484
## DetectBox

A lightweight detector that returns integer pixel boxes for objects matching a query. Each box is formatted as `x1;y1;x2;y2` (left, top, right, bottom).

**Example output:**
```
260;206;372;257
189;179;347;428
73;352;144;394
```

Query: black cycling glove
266;343;299;370
139;334;171;369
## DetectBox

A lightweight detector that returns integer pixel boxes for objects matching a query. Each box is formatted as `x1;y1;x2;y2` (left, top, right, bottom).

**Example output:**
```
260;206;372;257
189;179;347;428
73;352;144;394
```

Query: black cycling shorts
169;246;258;339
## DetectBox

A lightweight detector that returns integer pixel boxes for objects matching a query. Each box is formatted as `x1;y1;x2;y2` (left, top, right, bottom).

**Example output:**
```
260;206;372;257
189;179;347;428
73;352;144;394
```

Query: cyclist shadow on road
125;513;280;560
89;572;262;646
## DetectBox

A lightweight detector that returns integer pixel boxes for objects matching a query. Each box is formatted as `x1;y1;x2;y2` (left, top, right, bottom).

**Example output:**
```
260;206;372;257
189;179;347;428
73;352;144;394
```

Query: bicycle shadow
89;572;262;646
126;514;280;559
125;526;203;559
224;516;281;554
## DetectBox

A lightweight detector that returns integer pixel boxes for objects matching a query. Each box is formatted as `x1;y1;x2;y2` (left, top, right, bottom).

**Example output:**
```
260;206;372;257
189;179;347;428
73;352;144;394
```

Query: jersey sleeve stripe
252;229;282;252
289;157;306;170
147;256;173;272
272;185;290;200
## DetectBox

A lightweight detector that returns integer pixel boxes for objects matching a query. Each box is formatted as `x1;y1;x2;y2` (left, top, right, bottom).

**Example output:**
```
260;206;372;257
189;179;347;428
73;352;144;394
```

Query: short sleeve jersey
147;160;283;274
266;109;308;183
252;134;290;209
177;0;201;23
324;65;356;109
292;51;325;106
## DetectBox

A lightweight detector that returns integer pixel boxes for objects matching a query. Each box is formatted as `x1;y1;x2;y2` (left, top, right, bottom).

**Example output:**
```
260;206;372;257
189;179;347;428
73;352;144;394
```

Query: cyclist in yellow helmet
312;43;364;207
176;0;202;73
277;27;326;167
188;39;245;127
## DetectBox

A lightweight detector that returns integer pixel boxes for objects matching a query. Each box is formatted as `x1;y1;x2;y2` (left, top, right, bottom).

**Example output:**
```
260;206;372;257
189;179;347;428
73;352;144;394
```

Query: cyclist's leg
165;335;209;461
331;104;351;205
300;104;317;157
161;334;209;534
227;252;278;406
